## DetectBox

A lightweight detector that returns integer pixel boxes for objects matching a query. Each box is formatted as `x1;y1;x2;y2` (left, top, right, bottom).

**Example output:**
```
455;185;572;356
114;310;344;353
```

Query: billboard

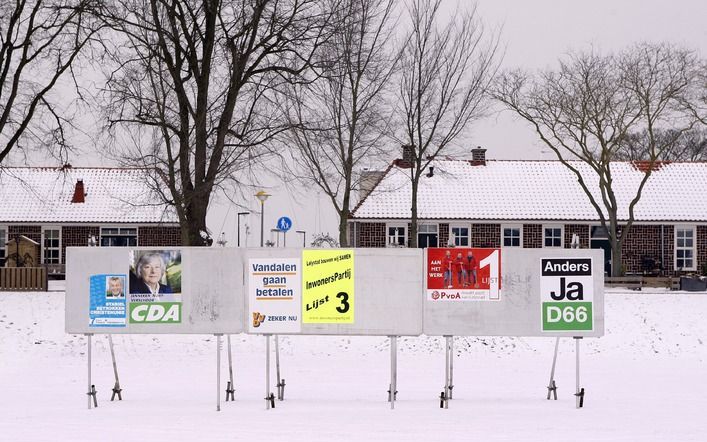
423;248;604;337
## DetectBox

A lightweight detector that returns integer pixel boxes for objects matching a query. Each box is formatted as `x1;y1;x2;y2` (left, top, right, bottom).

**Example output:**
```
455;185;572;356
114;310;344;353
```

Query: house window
42;228;61;264
502;225;522;247
675;226;696;271
544;226;563;248
101;227;138;247
418;224;438;248
450;225;470;247
0;227;6;267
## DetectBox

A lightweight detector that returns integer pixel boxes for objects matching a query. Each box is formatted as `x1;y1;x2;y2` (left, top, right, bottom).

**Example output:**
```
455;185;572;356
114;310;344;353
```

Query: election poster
302;249;354;323
540;257;594;332
426;248;501;301
128;250;182;324
248;258;301;333
89;274;127;327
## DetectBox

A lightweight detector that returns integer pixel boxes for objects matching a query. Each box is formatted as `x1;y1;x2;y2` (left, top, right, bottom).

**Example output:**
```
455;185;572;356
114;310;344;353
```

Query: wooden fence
605;276;680;291
0;267;48;291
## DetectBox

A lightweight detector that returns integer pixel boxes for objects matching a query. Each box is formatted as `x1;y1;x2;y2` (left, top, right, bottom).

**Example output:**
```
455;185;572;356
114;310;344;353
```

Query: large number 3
336;292;350;313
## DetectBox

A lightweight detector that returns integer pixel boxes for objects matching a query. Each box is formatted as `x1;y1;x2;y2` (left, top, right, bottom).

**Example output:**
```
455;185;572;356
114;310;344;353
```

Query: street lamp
296;230;306;248
237;212;250;247
255;190;271;247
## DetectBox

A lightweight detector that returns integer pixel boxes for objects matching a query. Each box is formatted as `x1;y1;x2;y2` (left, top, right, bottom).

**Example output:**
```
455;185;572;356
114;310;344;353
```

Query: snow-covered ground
1;288;706;441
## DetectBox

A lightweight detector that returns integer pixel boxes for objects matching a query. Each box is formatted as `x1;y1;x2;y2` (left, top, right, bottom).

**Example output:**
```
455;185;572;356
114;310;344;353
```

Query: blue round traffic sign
276;216;292;232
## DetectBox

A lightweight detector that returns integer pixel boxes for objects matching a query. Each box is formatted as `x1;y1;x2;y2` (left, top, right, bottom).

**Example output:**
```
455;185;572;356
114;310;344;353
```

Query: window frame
502;224;523;248
543;225;564;248
100;226;139;247
674;225;697;271
386;222;407;247
449;223;470;247
41;226;62;265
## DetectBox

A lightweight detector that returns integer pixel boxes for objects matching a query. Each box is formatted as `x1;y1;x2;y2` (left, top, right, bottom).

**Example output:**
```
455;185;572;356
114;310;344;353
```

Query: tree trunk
409;177;419;248
338;210;349;247
610;239;623;277
183;194;211;246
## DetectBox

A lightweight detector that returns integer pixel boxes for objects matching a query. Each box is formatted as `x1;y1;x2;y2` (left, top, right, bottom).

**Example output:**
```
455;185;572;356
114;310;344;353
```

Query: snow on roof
0;167;178;224
352;160;707;222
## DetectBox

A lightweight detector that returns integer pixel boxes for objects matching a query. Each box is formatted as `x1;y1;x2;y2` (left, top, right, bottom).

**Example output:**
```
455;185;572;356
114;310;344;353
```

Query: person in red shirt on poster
454;252;465;288
466;250;478;288
442;250;454;288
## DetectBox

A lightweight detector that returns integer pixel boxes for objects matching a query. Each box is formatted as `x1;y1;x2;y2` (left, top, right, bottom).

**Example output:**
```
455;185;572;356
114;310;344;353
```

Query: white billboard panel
423;248;604;337
66;247;245;334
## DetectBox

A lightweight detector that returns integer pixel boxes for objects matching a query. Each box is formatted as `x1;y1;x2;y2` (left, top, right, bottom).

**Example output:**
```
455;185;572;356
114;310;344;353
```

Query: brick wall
471;223;500;248
138;226;182;246
564;224;589;249
8;225;41;243
698;226;707;275
620;225;665;274
523;224;542;248
62;225;100;263
355;222;386;247
439;223;450;247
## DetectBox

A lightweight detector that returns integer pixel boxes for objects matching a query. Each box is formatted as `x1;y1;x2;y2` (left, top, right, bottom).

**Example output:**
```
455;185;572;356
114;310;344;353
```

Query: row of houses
0;166;180;276
1;146;706;277
348;147;707;276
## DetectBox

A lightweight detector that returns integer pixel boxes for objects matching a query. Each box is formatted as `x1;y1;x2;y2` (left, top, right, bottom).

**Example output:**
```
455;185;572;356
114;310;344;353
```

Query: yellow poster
302;249;354;323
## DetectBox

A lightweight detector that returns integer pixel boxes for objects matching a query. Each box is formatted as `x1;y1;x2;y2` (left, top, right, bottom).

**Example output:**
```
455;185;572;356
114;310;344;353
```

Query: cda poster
302;249;354;323
248;258;301;333
426;248;501;301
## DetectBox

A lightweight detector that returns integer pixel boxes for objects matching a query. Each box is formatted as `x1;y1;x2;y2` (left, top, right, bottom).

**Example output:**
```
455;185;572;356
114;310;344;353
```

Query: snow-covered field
1;287;706;441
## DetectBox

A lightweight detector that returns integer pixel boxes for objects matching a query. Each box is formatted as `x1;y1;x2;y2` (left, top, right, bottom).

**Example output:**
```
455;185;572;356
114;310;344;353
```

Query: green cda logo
129;302;181;323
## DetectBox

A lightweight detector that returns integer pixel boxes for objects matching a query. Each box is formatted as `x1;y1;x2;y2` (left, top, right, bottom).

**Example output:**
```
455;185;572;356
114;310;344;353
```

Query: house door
590;226;611;275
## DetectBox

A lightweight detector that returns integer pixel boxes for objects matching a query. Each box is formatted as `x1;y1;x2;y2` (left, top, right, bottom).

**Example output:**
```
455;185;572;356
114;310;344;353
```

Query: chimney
391;144;416;169
359;169;385;201
72;179;85;203
471;146;487;166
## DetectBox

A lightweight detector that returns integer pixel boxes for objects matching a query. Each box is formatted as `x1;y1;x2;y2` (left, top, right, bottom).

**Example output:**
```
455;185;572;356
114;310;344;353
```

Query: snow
1;288;706;441
353;160;707;222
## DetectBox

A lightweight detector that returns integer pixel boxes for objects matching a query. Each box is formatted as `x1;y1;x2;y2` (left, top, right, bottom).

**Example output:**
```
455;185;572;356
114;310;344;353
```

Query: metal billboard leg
86;334;97;409
574;337;584;408
546;337;560;400
216;334;222;411
226;334;235;401
388;336;398;409
275;335;285;401
449;336;454;400
108;335;122;401
265;335;274;409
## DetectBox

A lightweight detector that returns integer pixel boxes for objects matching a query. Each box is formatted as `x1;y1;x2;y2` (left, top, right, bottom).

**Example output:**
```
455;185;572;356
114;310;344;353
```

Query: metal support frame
546;337;560;400
440;335;453;409
226;335;235;401
275;335;285;401
86;334;97;409
574;337;584;408
216;334;222;411
388;336;398;409
265;335;274;409
108;335;122;401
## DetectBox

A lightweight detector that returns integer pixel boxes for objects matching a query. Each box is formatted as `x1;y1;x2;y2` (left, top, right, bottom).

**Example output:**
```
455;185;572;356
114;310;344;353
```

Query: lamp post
255;191;271;247
296;230;306;248
237;212;250;247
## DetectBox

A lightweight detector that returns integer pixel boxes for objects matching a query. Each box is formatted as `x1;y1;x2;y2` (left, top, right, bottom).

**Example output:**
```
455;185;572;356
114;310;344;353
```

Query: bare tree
0;0;100;165
397;0;499;247
282;0;399;246
616;127;707;161
493;43;703;276
93;0;335;245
